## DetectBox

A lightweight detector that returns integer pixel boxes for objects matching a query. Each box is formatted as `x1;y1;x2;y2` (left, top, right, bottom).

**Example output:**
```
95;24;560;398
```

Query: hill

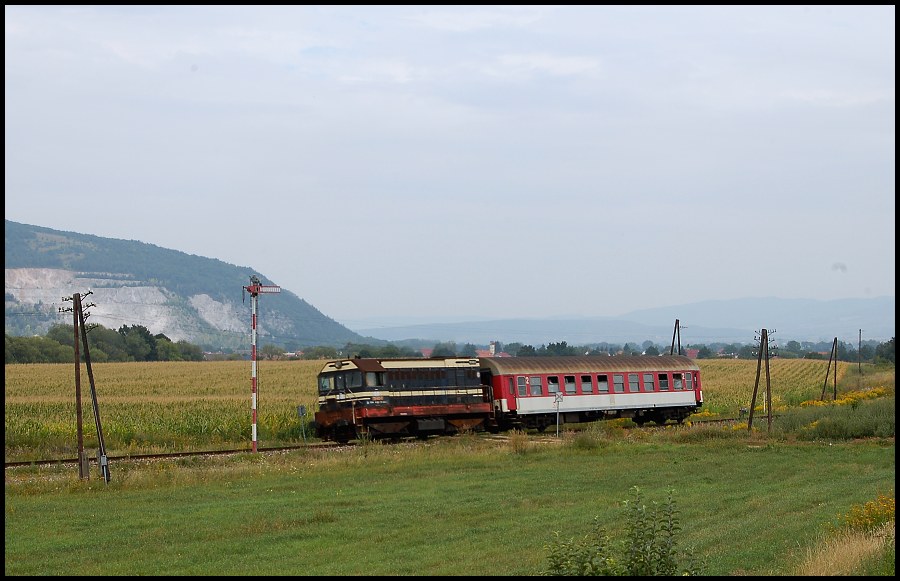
6;220;894;350
4;220;371;350
355;295;894;347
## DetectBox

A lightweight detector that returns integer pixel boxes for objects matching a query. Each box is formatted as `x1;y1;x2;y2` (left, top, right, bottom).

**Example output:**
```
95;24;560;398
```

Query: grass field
4;431;894;575
4;358;895;575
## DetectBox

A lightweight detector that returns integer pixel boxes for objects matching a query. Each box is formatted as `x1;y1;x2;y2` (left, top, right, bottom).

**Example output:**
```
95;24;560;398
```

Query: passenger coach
480;355;703;431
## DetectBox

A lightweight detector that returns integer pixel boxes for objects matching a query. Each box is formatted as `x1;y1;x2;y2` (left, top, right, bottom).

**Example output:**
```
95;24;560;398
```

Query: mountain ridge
5;220;371;349
5;220;894;348
354;294;895;346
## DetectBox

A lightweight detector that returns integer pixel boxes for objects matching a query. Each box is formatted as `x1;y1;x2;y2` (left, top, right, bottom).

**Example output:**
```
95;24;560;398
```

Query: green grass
4;433;894;576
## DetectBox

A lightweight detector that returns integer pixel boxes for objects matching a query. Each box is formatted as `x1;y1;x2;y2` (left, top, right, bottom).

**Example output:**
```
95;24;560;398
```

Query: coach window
547;376;560;394
685;373;693;390
507;377;515;396
613;374;625;393
517;377;528;397
628;373;640;392
597;374;609;393
658;373;669;391
581;375;593;393
643;373;655;392
529;376;542;396
673;373;684;390
564;376;577;394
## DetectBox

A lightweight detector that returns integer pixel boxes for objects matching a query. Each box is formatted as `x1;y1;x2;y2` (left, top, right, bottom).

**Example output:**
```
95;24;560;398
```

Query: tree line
5;324;204;364
6;327;894;366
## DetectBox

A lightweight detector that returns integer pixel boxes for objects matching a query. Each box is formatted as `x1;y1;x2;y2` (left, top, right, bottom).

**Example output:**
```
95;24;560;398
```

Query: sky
5;5;895;330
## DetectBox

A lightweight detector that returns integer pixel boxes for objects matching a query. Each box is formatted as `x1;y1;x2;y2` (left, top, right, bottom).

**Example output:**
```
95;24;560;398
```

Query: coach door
509;376;527;411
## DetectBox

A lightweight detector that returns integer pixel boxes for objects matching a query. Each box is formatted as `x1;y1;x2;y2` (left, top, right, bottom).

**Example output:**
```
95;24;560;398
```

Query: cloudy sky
5;5;895;329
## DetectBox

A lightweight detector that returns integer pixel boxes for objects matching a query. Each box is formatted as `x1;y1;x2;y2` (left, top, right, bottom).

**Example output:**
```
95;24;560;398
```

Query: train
313;355;703;442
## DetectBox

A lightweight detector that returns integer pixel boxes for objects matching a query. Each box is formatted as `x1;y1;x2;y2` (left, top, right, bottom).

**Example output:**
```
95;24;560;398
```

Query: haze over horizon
5;6;895;330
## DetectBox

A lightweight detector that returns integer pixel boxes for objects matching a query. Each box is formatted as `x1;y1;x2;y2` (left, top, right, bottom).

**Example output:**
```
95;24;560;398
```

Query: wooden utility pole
858;329;863;375
820;338;838;401
670;319;683;356
61;293;87;479
748;328;773;433
76;293;110;484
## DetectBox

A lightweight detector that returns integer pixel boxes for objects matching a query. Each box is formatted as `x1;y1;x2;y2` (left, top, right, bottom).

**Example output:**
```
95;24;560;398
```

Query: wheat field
4;357;883;462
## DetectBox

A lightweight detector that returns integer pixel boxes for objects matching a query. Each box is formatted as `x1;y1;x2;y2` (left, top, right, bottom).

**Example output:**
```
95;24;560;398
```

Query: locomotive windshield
318;370;385;395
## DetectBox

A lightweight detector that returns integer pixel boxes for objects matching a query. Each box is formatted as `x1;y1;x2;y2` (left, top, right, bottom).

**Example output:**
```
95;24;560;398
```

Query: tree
460;343;478;357
118;324;156;361
875;337;895;364
156;338;183;361
517;344;537;357
431;342;458;357
260;343;283;360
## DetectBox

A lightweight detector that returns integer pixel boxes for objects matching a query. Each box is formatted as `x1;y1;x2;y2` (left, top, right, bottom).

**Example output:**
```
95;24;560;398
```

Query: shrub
543;486;704;576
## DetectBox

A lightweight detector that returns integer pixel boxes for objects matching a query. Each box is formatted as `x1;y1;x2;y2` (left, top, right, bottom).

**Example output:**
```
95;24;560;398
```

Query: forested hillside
5;220;370;349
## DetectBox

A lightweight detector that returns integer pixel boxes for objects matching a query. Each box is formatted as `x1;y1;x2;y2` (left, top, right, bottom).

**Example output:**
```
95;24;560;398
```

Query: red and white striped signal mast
243;275;281;452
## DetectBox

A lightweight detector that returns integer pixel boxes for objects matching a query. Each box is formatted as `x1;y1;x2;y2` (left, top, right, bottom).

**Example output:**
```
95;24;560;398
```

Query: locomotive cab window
366;372;385;388
564;376;577;394
319;376;333;394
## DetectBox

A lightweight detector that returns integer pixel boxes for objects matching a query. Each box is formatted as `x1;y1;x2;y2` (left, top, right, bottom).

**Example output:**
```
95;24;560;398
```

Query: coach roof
479;355;699;375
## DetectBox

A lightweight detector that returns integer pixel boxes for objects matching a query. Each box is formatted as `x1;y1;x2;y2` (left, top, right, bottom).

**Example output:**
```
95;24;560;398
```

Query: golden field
3;358;887;462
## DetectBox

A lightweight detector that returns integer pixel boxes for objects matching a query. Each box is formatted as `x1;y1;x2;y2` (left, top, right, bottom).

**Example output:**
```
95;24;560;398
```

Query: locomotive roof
479;355;699;375
320;357;480;374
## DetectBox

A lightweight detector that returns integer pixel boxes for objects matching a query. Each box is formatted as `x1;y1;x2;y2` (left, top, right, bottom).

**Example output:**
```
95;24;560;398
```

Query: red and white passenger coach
481;355;703;430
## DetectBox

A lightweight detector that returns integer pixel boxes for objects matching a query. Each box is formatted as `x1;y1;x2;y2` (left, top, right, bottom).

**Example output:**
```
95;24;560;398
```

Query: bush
543;486;704;576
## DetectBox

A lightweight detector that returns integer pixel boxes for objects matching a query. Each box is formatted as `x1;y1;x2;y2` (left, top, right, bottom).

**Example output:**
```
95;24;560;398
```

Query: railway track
4;442;343;469
5;417;754;469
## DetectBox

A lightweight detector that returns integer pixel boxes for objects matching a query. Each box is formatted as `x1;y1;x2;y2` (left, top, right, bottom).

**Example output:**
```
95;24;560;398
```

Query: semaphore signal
243;275;281;452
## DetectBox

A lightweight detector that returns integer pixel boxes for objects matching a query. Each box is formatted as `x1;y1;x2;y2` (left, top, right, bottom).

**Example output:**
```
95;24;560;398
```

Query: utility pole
242;275;281;452
670;319;686;355
820;338;838;401
60;293;86;479
748;328;775;433
858;329;863;375
61;291;109;483
77;293;110;484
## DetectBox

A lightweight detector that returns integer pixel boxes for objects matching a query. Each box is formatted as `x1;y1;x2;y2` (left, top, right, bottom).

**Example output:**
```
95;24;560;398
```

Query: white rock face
5;267;245;342
190;294;246;333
